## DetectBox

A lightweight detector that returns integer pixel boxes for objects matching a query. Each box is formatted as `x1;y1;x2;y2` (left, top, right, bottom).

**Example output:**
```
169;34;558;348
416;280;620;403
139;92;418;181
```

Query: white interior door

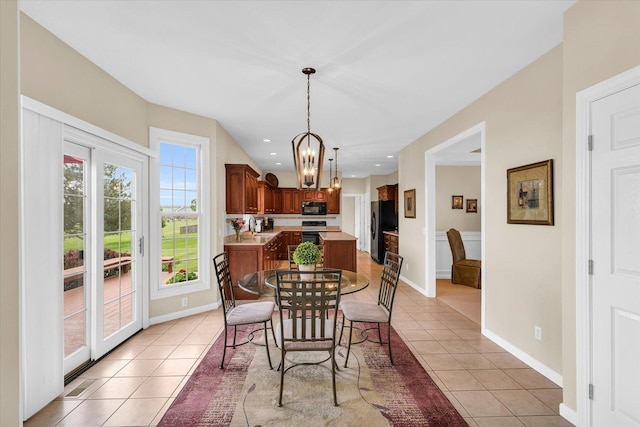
591;82;640;426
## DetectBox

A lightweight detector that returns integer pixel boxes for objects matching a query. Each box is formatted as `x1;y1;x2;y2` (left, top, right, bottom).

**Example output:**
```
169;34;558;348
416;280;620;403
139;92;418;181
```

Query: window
150;128;210;299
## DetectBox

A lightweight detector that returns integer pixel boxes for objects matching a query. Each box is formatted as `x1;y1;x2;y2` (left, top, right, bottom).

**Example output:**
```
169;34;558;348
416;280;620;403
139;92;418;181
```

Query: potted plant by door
293;242;321;280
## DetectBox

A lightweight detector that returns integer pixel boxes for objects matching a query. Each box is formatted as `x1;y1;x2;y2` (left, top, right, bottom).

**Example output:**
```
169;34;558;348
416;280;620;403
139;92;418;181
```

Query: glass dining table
237;269;369;297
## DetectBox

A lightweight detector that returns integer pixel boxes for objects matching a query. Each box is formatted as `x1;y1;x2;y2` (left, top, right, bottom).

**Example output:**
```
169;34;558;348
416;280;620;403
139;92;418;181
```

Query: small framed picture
404;189;416;218
452;195;463;209
466;199;478;213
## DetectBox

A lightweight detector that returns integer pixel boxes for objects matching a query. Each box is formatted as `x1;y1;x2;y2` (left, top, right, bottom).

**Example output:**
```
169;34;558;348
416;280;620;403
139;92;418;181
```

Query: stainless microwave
302;201;327;215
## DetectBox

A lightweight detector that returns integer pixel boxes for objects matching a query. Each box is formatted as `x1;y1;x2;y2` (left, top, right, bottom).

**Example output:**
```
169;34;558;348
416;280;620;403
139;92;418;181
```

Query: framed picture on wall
404;189;416;218
452;195;463;209
466;199;478;213
507;159;554;225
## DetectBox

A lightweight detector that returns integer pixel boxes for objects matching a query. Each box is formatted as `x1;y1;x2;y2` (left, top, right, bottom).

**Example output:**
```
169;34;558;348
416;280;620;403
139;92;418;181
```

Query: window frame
149;127;210;299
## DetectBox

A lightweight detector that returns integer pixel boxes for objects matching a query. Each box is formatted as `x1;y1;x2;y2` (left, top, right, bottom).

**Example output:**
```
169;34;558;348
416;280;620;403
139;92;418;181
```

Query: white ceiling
19;0;574;178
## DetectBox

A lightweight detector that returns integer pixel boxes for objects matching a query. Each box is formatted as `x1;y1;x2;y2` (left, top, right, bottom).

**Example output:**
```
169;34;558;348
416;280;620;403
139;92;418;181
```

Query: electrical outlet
534;325;542;341
405;262;408;271
181;297;188;307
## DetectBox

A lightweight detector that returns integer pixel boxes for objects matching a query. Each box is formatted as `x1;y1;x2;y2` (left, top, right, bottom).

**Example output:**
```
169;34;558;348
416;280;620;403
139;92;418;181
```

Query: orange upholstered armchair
446;228;481;289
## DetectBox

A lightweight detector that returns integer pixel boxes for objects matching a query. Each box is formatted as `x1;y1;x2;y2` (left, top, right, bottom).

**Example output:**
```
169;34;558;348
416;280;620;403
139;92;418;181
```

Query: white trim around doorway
575;65;640;427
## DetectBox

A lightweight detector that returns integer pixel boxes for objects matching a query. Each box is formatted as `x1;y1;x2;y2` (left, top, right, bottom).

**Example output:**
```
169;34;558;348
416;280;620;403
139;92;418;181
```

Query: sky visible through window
159;143;198;212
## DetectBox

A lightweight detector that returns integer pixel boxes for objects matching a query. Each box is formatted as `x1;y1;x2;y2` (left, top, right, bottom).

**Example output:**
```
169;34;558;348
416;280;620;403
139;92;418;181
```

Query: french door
63;141;144;375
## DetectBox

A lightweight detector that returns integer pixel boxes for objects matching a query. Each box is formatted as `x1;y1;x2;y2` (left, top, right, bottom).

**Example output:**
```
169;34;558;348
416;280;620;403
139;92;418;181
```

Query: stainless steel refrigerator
371;200;398;263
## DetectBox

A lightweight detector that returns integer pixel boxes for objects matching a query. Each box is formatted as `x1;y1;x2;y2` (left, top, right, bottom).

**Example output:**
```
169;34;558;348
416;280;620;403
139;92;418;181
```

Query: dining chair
446;228;481;288
287;244;325;270
274;269;342;406
213;252;275;369
339;251;403;367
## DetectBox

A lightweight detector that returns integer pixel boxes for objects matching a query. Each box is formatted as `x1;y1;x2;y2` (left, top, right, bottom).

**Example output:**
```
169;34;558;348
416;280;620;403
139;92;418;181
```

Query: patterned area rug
159;324;468;426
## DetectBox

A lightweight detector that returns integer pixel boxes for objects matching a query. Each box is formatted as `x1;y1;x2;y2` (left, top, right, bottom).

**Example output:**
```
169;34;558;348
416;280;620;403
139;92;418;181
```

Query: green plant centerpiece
293;242;321;280
293;241;321;270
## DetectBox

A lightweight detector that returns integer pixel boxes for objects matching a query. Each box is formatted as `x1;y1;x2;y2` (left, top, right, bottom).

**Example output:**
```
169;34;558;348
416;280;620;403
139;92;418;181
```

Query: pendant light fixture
330;147;341;191
292;67;325;190
327;157;335;193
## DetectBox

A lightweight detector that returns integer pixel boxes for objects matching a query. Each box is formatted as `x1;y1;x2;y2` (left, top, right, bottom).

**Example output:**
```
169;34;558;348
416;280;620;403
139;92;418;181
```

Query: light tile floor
26;251;573;426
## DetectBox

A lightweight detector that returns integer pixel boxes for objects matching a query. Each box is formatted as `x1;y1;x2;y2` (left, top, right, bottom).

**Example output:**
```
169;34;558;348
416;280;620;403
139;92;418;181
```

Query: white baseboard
559;403;578;426
436;269;450;279
400;274;430;298
482;328;563;387
148;302;220;326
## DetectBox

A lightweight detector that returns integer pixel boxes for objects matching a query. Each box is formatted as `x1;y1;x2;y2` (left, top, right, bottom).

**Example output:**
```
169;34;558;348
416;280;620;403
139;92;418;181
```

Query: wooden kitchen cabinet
383;232;399;254
281;188;302;214
225;164;259;214
272;188;283;214
327;189;340;214
257;181;276;214
301;189;326;201
377;184;398;201
321;236;357;272
377;184;398;213
223;244;262;300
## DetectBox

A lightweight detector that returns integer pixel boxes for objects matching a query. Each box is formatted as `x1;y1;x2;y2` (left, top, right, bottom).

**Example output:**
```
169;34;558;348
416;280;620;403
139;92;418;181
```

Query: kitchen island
224;229;358;299
319;231;358;272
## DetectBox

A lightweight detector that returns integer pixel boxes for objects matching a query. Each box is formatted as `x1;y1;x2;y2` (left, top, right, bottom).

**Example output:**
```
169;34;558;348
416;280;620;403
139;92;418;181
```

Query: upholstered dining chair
213;252;275;370
446;228;481;289
287;244;325;270
274;269;342;406
339;251;403;367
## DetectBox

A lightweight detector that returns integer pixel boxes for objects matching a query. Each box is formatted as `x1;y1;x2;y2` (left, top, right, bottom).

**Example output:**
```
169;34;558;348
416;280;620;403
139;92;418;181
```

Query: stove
301;221;327;244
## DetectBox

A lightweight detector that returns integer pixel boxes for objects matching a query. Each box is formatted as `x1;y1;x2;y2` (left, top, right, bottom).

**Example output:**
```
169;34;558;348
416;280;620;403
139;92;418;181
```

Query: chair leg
232;325;237;348
331;347;338;406
387;323;393;365
264;320;273;370
338;313;345;345
278;348;285;407
344;319;353;368
377;323;382;345
220;326;228;369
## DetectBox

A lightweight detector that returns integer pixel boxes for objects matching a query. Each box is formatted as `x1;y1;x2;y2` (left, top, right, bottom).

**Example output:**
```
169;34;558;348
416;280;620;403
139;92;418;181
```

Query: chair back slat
213;252;236;315
276;269;341;344
378;252;403;313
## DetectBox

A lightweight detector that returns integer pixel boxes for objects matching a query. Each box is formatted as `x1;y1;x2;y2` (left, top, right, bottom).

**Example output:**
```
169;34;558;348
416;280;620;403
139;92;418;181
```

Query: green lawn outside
63;219;198;276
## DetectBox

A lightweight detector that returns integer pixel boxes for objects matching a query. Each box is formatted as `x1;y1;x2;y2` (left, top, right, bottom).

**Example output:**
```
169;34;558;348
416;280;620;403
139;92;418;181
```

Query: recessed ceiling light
386;155;394;159
351;174;356;178
263;139;271;143
275;162;282;165
270;152;277;156
375;163;381;167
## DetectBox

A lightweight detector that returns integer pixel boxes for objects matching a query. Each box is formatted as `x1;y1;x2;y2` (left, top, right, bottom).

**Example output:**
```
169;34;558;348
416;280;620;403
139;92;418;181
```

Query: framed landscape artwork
404;189;416;218
507;159;554;225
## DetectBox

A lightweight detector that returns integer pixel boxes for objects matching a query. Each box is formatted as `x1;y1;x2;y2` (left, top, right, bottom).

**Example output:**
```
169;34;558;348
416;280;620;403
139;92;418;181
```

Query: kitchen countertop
383;230;399;236
319;231;357;241
224;226;346;246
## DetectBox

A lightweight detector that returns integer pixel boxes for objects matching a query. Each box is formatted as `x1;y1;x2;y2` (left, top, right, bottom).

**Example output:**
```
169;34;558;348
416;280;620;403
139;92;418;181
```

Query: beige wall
20;14;148;146
435;166;481;232
341;197;356;236
1;2;21;425
400;45;564;375
560;0;640;412
341;177;366;194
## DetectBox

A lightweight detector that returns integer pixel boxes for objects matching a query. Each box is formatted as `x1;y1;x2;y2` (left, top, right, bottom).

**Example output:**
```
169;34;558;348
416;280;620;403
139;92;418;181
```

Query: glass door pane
63;146;91;375
103;164;137;339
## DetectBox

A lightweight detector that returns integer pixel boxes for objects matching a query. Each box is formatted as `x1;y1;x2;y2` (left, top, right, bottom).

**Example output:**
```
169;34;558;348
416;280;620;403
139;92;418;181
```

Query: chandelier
292;67;325;190
328;147;341;193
